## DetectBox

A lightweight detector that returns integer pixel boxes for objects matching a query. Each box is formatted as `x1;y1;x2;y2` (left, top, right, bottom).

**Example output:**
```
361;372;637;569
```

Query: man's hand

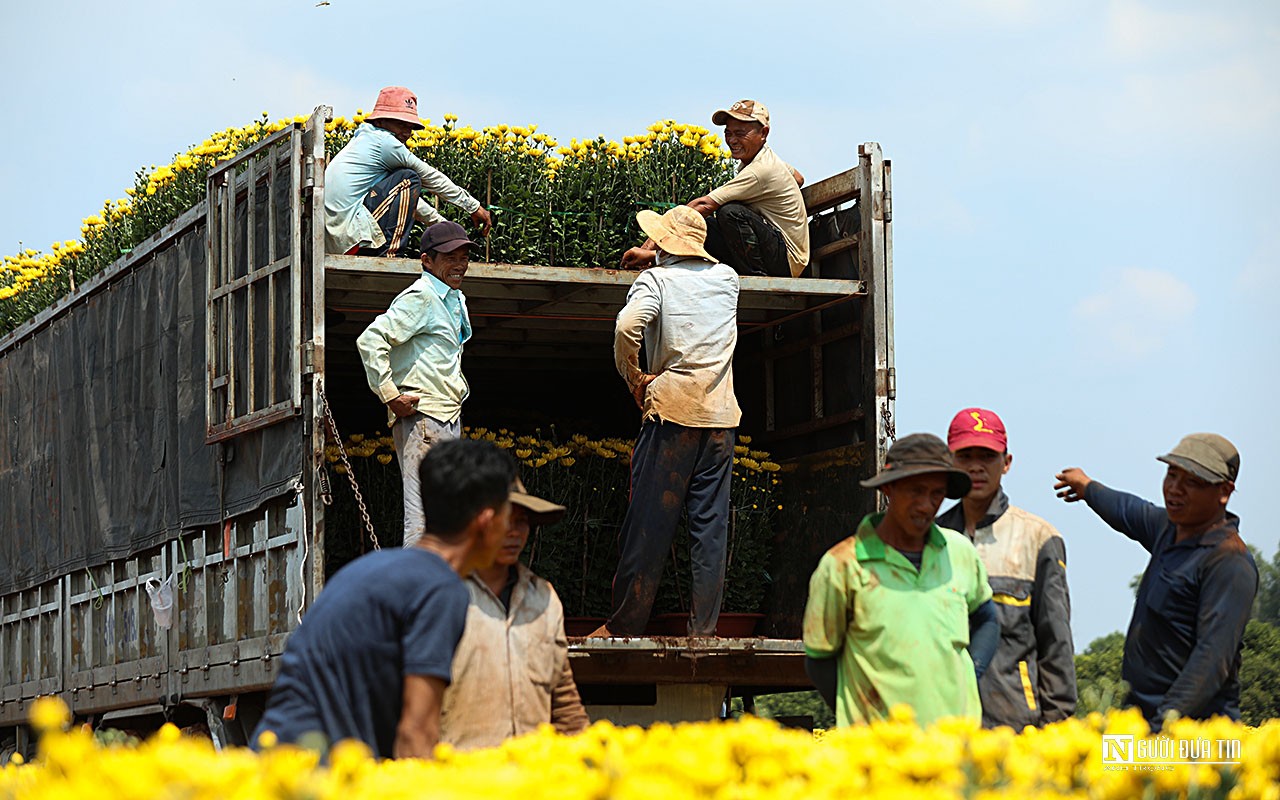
388;394;420;419
620;246;657;270
1054;468;1093;503
632;373;657;409
470;206;493;237
687;196;720;216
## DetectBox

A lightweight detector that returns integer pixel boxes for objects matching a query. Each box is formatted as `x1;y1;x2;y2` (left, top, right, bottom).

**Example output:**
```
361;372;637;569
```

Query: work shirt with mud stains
613;255;741;428
440;564;589;751
937;490;1077;729
356;270;471;426
324;122;481;254
1083;482;1257;727
803;513;993;727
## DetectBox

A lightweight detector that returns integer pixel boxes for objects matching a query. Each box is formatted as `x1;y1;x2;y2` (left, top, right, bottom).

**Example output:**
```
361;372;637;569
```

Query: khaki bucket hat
510;478;567;525
636;205;715;262
860;433;972;499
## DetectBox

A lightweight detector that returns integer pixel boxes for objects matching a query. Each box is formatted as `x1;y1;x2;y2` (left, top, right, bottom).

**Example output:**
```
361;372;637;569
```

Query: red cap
948;408;1008;452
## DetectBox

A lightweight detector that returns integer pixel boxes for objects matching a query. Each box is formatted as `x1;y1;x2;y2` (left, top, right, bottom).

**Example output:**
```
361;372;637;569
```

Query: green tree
1074;632;1128;717
1248;545;1280;627
1239;619;1280;726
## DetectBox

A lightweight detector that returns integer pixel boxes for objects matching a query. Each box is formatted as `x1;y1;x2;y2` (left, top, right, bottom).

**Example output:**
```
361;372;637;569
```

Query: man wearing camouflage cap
1055;433;1257;728
621;99;809;278
803;433;1000;726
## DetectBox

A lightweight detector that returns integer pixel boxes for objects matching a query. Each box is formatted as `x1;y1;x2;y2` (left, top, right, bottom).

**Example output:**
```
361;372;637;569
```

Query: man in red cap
1055;433;1256;728
936;408;1076;729
325;86;491;257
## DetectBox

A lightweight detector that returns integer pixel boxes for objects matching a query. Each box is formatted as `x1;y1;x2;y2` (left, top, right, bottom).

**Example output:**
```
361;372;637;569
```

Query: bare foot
585;624;613;638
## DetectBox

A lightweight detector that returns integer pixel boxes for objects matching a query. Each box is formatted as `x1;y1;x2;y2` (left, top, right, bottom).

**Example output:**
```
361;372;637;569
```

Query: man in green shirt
356;221;476;547
803;433;1000;726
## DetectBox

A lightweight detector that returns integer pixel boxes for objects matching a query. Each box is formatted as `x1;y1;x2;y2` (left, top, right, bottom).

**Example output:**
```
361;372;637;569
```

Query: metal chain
881;401;897;443
317;384;380;550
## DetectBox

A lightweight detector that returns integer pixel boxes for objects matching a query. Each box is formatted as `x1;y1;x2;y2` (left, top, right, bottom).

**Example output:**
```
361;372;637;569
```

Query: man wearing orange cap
936;408;1076;729
1055;434;1257;728
325;86;491;257
593;205;740;638
620;99;809;278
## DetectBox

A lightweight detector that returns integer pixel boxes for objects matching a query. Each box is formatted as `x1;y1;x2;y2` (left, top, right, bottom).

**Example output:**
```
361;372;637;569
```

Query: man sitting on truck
803;433;1000;727
592;205;740;638
357;221;477;548
440;479;590;750
620;99;809;278
253;439;515;759
325;86;491;257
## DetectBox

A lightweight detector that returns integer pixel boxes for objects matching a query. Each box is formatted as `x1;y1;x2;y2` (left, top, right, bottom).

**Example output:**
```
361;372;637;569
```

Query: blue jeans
392;412;461;547
358;168;420;257
607;422;735;636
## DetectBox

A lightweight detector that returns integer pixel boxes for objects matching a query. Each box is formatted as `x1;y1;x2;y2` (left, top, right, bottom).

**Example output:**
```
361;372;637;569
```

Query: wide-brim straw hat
510;478;567;525
636;206;715;262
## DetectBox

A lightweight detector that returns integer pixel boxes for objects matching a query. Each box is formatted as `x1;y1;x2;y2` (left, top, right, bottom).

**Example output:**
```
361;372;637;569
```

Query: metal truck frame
0;106;893;748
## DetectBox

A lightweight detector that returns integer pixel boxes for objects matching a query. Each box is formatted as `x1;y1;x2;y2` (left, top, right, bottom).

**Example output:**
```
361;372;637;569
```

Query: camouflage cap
712;99;770;127
860;433;972;499
1157;433;1240;484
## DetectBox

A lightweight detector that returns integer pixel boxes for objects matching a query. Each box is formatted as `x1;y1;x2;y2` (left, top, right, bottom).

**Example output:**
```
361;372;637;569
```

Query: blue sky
2;0;1276;649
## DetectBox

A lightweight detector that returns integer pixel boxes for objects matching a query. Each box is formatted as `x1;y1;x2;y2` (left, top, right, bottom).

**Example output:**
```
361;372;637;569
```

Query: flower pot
713;612;765;637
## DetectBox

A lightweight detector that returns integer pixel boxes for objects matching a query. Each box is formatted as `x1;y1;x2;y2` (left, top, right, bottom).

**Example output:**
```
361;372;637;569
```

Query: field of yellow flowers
5;697;1279;800
0;109;734;336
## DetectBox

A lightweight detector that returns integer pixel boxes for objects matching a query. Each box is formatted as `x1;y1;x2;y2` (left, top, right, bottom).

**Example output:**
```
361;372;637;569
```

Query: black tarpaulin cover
0;223;303;594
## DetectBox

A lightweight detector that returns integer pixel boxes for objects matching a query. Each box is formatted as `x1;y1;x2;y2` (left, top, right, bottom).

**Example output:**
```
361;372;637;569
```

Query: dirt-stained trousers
606;421;736;636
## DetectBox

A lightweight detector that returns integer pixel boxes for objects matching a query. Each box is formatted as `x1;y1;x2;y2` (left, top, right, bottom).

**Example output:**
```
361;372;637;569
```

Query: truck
0;106;894;752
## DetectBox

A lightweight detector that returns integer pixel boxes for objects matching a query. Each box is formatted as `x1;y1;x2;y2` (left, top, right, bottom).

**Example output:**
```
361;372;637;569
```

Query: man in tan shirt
440;480;589;750
621;99;809;277
594;207;741;638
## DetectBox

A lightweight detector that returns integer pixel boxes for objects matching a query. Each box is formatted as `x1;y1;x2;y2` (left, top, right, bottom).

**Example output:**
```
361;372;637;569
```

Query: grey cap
860;433;972;499
1157;433;1240;484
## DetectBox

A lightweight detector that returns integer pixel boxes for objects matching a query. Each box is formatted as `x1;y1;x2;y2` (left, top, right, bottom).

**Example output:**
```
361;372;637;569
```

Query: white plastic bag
145;575;175;630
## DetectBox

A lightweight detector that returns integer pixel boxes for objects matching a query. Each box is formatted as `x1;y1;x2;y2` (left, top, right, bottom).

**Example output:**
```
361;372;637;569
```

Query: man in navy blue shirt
1055;433;1256;728
254;439;516;758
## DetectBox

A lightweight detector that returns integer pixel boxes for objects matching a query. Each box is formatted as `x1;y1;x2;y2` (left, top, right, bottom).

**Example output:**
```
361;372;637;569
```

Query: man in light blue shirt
325;86;491;256
357;221;477;546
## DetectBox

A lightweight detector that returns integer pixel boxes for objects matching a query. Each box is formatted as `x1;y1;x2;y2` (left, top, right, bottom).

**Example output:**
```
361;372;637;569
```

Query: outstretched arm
1055;469;1168;552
